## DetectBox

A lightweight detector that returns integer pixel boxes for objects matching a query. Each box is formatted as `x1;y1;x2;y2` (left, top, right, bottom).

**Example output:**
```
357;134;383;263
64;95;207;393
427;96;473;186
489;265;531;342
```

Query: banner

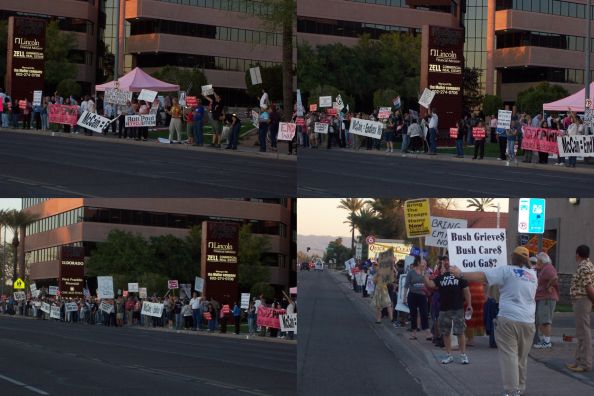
395;274;410;313
522;127;562;155
241;293;250;309
65;302;78;312
48;104;78;125
201;84;214;96
13;291;26;301
418;88;436;109
138;89;158;102
50;305;61;319
139;287;147;299
349;118;384;140
33;90;42;106
195;276;204;292
279;313;297;333
48;286;59;296
99;300;114;314
278;122;296;141
425;216;468;248
125;114;156;127
141;301;164;318
41;302;50;313
497;110;512;130
378;107;391;120
557;135;594;157
404;198;431;238
104;88;132;105
128;283;139;293
447;228;507;272
319;96;332;108
256;306;286;329
472;127;486;139
97;276;114;299
314;122;328;134
368;240;412;261
77;111;112;133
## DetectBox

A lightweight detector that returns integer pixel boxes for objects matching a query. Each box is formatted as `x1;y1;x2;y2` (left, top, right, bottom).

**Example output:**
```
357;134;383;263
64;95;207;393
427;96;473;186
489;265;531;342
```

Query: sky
298;198;509;237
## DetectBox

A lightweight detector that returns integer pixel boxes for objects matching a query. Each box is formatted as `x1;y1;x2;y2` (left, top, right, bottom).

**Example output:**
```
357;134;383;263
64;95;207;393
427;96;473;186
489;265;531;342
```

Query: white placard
13;291;26;301
41;302;50;313
314;122;328;134
32;290;41;298
194;276;204;292
65;302;78;312
447;228;507;272
30;282;37;292
138;89;158;103
497;110;512;130
141;301;164;318
425;217;468;248
278;122;296;141
139;287;147;299
180;284;192;300
349;117;384;140
48;286;59;296
395;274;410;313
201;84;214;96
33;90;42;106
319;96;332;108
279;313;297;333
241;293;250;309
335;94;345;111
179;91;186;107
77;111;112;133
378;107;392;120
50;305;61;319
418;88;436;109
168;280;179;289
251;110;259;128
249;67;262;85
584;108;594;127
296;89;305;117
34;302;41;307
104;88;132;105
557;135;594;157
125;114;156;127
97;276;114;299
149;99;160;115
128;283;139;293
99;300;114;314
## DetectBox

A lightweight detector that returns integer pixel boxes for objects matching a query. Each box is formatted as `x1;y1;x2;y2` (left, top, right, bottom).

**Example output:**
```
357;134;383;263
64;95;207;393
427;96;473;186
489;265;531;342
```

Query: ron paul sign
201;221;240;305
59;246;85;298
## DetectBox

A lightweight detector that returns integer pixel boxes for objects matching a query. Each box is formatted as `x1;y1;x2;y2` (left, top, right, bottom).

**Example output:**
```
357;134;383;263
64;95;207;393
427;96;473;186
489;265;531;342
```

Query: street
297;149;594;197
0;130;295;197
0;316;296;396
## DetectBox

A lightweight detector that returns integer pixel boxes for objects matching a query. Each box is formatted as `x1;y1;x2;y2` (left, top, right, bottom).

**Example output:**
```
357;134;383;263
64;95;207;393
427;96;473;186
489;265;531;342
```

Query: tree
373;88;399;110
238;224;271;291
245;64;283;105
258;0;296;120
151;66;208;97
466;198;497;212
463;67;483;115
44;21;77;93
149;234;194;281
56;79;82;99
323;238;351;267
0;209;40;281
337;199;366;253
483;94;504;118
307;85;354;111
365;198;407;240
516;82;568;116
250;282;275;301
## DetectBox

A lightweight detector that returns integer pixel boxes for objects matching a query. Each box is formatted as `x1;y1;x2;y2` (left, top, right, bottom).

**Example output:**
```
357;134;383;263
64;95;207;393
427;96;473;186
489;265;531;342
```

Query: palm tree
466;198;497;212
337;198;366;253
0;209;39;282
351;207;377;244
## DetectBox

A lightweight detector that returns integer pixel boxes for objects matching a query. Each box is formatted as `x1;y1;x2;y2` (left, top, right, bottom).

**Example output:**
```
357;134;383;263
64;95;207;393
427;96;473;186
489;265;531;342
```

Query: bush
56;79;81;99
250;282;275;302
483;94;503;118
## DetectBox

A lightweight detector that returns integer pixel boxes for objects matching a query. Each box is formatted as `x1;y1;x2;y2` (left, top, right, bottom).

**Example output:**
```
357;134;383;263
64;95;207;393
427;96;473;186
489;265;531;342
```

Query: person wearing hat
226;113;241;150
450;246;537;396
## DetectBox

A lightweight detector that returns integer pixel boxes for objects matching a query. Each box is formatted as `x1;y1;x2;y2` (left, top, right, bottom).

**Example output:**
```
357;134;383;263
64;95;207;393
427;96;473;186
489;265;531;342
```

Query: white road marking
0;373;49;395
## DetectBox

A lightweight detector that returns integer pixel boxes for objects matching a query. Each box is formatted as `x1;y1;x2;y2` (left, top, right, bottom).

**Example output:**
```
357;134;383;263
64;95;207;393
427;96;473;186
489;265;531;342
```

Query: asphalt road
297;270;428;396
0;316;296;396
0;130;295;197
297;149;594;197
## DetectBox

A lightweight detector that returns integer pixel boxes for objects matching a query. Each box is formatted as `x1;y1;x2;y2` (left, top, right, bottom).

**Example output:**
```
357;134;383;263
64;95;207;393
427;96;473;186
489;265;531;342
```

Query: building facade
22;198;296;293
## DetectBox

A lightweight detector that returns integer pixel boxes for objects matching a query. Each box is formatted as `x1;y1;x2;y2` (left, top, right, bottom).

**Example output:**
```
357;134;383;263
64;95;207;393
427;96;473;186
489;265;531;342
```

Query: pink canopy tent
95;67;179;92
543;82;594;112
289;287;297;294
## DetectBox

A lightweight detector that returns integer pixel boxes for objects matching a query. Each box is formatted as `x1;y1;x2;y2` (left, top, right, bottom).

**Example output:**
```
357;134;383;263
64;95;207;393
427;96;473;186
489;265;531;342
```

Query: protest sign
195;276;204;292
139;287;147;299
186;96;197;107
557;135;594;157
149;99;160;115
249;67;262;85
368;240;412;261
125;114;156;127
256;306;286;329
296;89;305;117
48;104;78;125
33;90;42;106
180;284;192;300
241;293;250;309
179;91;186;106
97;276;114;299
295;117;305;127
19;100;26;110
280;313;297;333
522;127;561;155
77;111;112;133
65;302;78;312
30;282;37;292
584;108;594;127
378;107;391;120
138;89;158;103
50;305;61;319
523;236;556;254
314;122;329;134
48;286;59;296
99;300;114;314
13;291;26;301
278;122;296;141
404;199;431;238
251;110;259;128
41;302;50;313
32;290;41;298
335;94;345;111
309;104;317;112
472;127;486;139
393;96;401;109
404;255;415;272
141;301;164;318
409;109;419;120
447;228;507;272
349;118;383;140
168;280;179;289
355;271;366;287
201;84;214;96
128;283;139;293
395;274;410;313
319;96;332;108
418;88;436;109
497;110;512;130
449;128;458;139
326;108;338;116
365;274;375;295
425;216;468;248
104;88;132;105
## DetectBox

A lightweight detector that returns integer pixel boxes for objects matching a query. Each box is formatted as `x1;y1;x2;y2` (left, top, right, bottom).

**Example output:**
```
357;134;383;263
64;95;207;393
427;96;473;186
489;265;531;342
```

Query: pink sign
295;117;305;127
167;280;179;289
48;104;79;125
309;104;317;112
278;122;296;141
521;126;561;155
186;96;197;107
472;127;486;140
449;128;458;139
256;306;286;329
326;108;337;116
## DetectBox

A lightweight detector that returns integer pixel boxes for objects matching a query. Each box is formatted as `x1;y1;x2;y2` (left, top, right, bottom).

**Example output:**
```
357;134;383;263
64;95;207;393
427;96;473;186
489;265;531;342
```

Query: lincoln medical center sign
6;17;46;102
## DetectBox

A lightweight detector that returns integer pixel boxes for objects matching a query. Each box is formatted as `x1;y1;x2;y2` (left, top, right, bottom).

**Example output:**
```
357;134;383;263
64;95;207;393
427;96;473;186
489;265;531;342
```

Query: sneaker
534;341;552;349
460;354;469;364
441;355;454;364
506;161;510;166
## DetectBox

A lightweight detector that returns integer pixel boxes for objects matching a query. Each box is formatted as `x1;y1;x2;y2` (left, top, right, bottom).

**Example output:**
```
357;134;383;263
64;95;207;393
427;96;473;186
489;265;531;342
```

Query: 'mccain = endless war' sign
200;221;240;305
6;17;46;103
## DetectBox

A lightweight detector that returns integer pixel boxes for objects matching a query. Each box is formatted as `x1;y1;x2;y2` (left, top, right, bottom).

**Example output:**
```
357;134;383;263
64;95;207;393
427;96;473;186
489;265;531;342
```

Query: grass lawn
555;303;573;313
393;141;504;158
148;124;254;144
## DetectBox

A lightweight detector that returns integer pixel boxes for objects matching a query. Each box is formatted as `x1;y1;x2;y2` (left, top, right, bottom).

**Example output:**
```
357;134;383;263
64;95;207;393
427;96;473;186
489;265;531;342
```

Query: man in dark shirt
424;256;472;364
207;93;224;148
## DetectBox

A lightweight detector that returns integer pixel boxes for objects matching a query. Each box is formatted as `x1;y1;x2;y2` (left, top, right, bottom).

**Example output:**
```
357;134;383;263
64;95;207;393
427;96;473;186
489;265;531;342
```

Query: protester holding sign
166;97;183;143
472;121;487;160
403;256;431;340
506;119;520;166
258;106;270;152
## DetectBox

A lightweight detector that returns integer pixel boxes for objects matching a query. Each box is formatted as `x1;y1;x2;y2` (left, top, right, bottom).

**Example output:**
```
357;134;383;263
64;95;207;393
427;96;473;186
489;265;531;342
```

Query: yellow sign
404;199;432;238
14;278;25;289
523;236;556;254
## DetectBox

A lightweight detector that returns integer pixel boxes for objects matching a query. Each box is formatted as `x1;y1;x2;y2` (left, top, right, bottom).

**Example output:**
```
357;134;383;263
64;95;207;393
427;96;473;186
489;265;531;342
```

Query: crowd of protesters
346;243;593;396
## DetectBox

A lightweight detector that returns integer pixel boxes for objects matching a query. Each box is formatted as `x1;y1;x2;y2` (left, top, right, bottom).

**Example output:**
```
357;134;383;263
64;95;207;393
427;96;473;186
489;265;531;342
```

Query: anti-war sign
425;217;467;248
349;118;383;140
141;301;164;318
97;276;114;299
41;302;50;313
137;89;158;103
557;135;594;157
418;88;436;109
65;302;78;312
13;291;26;301
104;88;132;105
395;274;410;313
77;111;112;133
125;114;156;127
278;122;296;141
314;122;328;134
99;300;114;313
50;305;61;319
256;306;286;329
48;104;78;125
447;228;507;272
279;313;297;333
523;127;561;155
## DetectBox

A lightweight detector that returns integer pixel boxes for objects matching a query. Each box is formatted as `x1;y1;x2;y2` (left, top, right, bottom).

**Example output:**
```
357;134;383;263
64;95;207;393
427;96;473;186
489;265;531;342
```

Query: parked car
314;261;324;271
300;262;310;271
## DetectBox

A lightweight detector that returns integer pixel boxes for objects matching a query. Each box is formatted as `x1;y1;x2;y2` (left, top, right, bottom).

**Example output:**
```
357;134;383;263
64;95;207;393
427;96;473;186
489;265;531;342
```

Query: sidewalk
329;270;594;396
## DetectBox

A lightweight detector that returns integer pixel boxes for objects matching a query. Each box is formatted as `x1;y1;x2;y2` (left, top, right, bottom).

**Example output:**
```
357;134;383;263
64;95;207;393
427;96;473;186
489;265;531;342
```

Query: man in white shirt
428;108;439;155
259;89;269;109
254;295;263;331
190;292;202;331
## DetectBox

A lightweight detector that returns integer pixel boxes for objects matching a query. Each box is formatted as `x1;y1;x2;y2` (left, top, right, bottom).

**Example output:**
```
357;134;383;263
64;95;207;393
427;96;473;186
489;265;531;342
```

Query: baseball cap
529;256;538;264
513;246;530;259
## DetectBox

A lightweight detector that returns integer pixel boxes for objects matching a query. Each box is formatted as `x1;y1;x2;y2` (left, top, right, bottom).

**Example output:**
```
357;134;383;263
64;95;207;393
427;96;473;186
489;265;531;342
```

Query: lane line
0;373;49;395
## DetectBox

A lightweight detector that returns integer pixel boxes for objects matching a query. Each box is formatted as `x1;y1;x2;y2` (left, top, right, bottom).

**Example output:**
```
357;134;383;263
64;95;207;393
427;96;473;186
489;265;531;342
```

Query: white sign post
319;96;332;108
314;122;329;134
241;293;250;309
97;276;114;299
447;229;507;272
425;217;468;248
418;88;436;109
349;118;384;140
497;110;512;130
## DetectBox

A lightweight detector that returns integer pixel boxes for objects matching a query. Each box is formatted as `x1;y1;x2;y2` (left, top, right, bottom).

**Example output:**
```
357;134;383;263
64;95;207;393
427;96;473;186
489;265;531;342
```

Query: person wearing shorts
423;255;471;364
533;252;559;349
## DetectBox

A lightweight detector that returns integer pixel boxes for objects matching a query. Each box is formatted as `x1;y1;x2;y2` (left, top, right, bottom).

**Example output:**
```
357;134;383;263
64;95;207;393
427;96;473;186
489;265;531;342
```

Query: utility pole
586;0;592;134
